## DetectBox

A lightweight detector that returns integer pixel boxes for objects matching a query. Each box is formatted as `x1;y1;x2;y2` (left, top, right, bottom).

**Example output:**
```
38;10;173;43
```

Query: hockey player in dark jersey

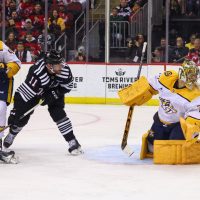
3;50;83;155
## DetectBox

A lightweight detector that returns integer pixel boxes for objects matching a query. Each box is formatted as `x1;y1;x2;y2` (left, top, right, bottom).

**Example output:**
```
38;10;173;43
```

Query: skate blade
69;147;84;156
1;155;19;164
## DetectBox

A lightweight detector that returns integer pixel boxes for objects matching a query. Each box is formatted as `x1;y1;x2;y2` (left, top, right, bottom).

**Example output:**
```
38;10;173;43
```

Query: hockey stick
121;42;147;156
0;100;44;133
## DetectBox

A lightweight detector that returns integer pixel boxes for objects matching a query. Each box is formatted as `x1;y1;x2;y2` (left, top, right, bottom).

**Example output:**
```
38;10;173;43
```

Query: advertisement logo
72;76;83;91
102;68;134;91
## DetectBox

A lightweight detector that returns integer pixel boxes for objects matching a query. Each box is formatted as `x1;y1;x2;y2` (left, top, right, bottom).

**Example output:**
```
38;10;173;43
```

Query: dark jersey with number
16;58;73;102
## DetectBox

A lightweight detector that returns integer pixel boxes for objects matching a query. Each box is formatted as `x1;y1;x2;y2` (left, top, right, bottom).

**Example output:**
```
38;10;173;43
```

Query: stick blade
122;145;134;157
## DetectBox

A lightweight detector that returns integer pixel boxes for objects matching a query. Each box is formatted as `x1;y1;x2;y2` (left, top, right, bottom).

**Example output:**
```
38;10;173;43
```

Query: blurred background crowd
0;0;200;63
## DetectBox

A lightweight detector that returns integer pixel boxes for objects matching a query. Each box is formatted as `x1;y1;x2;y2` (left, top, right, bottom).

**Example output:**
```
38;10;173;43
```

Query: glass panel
168;0;200;64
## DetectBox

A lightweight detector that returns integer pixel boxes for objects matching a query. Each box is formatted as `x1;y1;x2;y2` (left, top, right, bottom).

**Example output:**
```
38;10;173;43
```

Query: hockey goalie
118;60;200;164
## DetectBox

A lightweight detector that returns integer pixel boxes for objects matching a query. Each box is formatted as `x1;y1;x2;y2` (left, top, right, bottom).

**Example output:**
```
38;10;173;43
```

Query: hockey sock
56;117;76;142
10;125;23;136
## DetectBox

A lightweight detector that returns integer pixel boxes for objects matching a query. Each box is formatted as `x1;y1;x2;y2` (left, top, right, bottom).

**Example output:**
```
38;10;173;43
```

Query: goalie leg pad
154;140;200;164
140;132;153;160
118;76;153;106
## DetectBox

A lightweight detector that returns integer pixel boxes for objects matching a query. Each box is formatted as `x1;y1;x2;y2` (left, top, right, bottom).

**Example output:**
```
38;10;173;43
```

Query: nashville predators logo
159;97;177;114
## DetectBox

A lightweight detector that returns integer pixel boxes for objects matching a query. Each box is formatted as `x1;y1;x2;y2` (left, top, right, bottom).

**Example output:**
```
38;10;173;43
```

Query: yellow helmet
179;59;200;89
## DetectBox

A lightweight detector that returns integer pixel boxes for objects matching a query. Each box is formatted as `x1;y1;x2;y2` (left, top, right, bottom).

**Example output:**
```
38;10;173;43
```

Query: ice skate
68;139;84;155
0;150;18;164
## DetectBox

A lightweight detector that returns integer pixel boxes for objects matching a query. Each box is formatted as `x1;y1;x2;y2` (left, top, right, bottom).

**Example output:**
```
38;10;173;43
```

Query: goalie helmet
178;59;200;90
45;50;64;65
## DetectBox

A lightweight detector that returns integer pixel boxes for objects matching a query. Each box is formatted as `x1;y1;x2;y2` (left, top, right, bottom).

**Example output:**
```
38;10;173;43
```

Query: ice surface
0;105;199;200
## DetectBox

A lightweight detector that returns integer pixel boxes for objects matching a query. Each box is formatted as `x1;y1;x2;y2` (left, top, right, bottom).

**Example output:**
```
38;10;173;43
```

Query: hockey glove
0;66;8;80
8;109;17;126
41;89;60;106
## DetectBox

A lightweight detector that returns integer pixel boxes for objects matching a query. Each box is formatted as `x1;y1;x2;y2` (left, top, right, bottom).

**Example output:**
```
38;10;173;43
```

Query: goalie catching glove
118;76;158;106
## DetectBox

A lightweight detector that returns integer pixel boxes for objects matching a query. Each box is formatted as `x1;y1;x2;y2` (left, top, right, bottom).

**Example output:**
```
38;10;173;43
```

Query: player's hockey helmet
179;59;200;89
45;50;64;64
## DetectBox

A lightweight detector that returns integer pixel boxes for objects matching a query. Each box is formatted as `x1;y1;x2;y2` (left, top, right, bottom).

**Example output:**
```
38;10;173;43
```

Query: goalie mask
178;60;200;90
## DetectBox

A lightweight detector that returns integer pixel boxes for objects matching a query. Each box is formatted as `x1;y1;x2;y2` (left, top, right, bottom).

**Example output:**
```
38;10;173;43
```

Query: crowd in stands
110;0;147;22
170;0;200;17
0;0;87;62
151;34;200;64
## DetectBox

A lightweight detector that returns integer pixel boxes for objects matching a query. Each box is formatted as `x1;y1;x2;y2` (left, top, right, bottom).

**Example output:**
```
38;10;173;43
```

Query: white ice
0;105;200;200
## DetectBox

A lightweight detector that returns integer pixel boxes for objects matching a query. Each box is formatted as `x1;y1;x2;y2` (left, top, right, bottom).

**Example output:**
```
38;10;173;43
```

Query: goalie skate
68;139;84;155
0;150;19;164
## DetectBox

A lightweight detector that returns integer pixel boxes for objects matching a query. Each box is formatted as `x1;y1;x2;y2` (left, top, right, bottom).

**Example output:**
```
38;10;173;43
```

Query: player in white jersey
119;59;200;153
0;40;21;163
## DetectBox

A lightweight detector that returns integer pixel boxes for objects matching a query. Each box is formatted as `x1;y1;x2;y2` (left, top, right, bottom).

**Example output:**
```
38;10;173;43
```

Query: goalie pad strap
118;76;153;106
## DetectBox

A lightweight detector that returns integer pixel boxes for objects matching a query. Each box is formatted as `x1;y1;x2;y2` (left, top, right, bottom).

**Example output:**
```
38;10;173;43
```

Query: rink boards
14;63;181;105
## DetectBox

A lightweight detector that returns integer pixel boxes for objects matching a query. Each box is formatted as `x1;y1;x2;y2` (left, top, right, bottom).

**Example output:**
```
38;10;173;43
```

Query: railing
74;11;86;50
82;20;100;60
90;0;104;26
130;3;148;38
54;32;67;59
110;21;130;48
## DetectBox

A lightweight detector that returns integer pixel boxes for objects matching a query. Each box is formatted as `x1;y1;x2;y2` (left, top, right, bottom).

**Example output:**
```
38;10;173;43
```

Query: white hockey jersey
0;41;21;103
148;70;200;124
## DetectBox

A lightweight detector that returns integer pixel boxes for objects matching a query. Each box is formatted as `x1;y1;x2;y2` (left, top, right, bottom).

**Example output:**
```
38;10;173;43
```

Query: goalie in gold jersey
118;59;200;163
0;40;21;163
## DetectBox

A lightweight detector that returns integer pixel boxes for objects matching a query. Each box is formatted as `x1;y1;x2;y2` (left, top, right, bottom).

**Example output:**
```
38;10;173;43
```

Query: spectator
17;0;34;19
57;1;74;37
186;0;200;16
15;42;32;62
185;34;196;50
5;32;18;51
152;47;163;63
169;37;189;63
170;0;181;17
110;8;124;46
187;38;200;64
73;45;86;62
48;9;65;32
156;37;167;62
74;52;86;62
5;0;17;19
65;0;82;20
110;8;124;21
116;0;132;21
131;2;141;14
19;18;39;40
6;17;19;39
10;10;22;30
23;31;41;61
125;34;146;63
29;3;44;31
37;29;55;51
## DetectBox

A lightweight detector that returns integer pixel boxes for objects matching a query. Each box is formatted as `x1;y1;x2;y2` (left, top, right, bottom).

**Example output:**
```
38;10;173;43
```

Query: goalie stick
121;42;147;156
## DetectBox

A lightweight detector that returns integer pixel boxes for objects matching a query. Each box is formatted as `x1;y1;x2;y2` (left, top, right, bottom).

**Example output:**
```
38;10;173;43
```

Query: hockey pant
147;112;185;145
9;92;76;142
